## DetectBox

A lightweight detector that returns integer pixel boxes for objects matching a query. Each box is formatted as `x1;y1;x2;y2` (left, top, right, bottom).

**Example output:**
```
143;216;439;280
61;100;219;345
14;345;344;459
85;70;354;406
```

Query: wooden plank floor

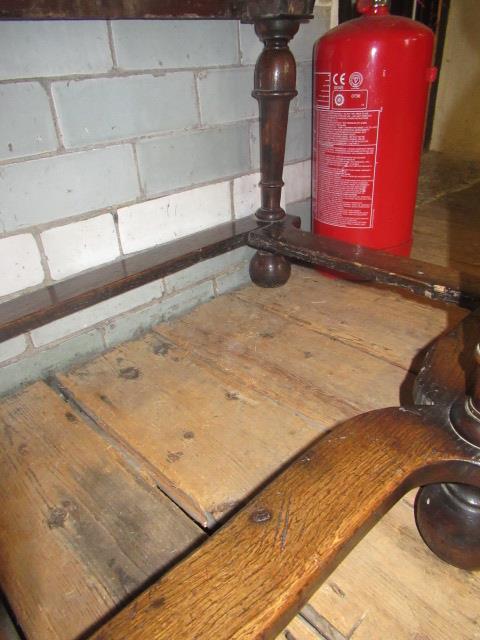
0;383;203;640
0;151;479;639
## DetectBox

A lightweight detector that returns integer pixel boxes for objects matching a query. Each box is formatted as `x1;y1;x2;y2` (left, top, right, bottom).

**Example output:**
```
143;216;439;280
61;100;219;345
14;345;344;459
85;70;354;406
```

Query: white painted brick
197;67;256;125
118;181;231;254
0;335;28;364
111;21;239;70
0;145;140;233
284;160;312;204
232;172;285;219
0;234;44;297
31;278;164;347
41;214;120;280
0;21;112;80
0;83;57;161
53;73;198;147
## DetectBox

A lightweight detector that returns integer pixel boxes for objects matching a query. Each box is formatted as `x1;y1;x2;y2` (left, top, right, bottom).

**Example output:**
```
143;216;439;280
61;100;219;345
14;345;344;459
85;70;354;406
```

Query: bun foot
415;483;480;571
249;251;291;288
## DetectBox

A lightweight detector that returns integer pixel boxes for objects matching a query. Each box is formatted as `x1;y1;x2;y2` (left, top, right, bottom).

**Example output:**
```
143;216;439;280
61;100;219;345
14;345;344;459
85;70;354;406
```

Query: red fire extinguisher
312;0;437;257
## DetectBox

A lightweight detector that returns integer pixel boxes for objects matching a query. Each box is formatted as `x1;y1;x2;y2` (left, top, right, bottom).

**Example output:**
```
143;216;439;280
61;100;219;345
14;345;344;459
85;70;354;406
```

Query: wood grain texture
90;406;480;640
0;382;203;640
236;267;466;372
276;615;324;640
0;0;315;20
248;224;480;308
157;292;413;424
412;181;480;278
0;216;260;344
415;307;480;405
57;332;320;528
308;493;480;640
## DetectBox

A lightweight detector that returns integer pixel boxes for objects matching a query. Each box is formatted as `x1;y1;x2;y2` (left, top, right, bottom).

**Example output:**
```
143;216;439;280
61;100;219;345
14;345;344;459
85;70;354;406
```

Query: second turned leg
249;18;300;288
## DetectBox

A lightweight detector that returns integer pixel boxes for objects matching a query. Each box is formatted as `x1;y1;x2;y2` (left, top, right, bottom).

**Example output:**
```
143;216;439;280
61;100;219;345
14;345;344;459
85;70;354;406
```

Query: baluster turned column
249;18;301;288
415;343;480;570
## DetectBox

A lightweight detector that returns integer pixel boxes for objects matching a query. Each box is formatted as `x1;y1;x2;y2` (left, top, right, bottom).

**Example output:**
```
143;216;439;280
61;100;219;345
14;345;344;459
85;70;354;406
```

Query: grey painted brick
0;145;140;233
250;109;312;170
0;329;104;398
164;246;254;293
104;280;214;348
137;124;250;197
31;278;165;347
287;198;312;231
290;6;330;62
111;20;239;70
214;262;251;295
0;335;27;364
198;67;256;125
286;110;312;163
0;83;57;161
53;73;198;148
293;63;313;112
239;7;329;66
0;21;112;80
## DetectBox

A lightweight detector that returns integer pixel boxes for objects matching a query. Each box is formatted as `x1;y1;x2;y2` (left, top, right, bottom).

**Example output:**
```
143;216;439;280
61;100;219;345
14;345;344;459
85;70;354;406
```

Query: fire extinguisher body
312;6;435;255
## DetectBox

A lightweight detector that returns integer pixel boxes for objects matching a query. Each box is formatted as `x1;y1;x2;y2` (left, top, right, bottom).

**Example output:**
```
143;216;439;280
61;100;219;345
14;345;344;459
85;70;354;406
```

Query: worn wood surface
248;224;480;308
412;180;480;277
236;268;466;372
57;332;320;528
0;216;261;344
157;291;415;424
0;382;203;640
0;0;315;20
90;406;480;640
308;493;480;640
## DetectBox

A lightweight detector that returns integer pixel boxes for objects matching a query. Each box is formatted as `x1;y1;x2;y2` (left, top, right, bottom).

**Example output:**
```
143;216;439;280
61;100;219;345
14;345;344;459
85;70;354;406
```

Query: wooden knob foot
415;483;480;571
249;251;291;288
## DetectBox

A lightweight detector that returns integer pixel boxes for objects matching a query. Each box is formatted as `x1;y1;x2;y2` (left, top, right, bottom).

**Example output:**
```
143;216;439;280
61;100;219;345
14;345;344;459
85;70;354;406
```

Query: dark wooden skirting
0;0;315;21
248;224;480;309
0;216;262;344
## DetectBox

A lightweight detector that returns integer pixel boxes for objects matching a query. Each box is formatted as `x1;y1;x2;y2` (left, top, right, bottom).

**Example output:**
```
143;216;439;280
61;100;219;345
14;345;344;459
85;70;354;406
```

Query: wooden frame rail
90;403;480;640
248;223;480;308
0;0;314;21
0;216;264;343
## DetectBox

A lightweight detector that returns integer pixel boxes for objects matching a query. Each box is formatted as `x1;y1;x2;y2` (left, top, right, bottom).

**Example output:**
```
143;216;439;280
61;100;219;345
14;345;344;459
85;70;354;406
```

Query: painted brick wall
0;2;333;396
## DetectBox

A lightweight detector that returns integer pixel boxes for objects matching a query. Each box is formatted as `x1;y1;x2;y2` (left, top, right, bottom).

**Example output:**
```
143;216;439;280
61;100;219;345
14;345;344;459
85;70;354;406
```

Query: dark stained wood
248;224;480;307
0;216;261;344
249;17;301;287
90;406;480;640
414;309;480;571
0;382;204;640
253;19;299;223
0;0;315;20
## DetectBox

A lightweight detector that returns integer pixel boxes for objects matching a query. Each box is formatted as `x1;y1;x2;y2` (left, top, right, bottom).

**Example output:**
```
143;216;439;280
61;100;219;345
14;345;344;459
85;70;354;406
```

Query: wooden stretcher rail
0;216;263;344
91;404;480;640
0;0;314;21
248;224;480;309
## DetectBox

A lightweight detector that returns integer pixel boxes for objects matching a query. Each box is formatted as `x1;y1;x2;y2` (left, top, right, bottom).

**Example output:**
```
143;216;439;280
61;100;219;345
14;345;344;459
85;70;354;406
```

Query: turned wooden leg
415;344;480;570
249;18;300;288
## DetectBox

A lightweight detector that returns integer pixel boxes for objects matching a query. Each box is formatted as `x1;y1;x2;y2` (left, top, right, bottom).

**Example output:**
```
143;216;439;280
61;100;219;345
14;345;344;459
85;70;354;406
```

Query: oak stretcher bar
1;1;480;637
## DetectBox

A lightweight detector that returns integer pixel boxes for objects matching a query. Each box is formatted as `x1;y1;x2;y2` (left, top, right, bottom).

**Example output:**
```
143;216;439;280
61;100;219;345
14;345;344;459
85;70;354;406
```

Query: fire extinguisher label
314;72;381;229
